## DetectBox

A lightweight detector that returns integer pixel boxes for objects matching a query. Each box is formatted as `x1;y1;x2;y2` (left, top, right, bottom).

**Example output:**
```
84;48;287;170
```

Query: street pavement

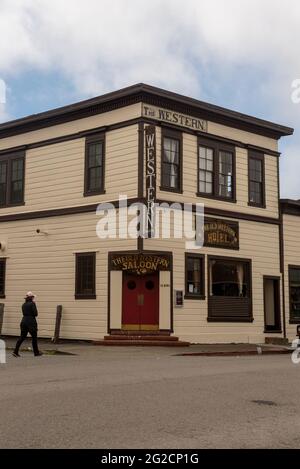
1;343;300;449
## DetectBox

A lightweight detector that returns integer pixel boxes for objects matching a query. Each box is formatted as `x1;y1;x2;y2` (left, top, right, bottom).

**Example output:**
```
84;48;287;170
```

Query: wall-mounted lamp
36;229;49;235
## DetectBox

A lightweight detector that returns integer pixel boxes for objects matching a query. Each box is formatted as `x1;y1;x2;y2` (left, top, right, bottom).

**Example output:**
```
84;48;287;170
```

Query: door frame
263;275;282;333
107;250;173;333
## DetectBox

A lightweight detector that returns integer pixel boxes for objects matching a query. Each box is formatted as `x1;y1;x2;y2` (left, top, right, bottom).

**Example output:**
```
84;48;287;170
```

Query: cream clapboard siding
0;211;137;340
0;103;141;151
154;127;279;219
283;214;300;340
208;121;278;152
144;214;282;343
0;124;139;215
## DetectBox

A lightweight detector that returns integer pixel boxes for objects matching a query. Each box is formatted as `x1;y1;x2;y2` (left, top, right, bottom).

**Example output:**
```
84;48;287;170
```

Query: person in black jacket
13;292;42;357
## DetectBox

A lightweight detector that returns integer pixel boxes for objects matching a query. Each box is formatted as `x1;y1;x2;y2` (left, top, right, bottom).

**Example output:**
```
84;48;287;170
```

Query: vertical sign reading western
145;125;156;238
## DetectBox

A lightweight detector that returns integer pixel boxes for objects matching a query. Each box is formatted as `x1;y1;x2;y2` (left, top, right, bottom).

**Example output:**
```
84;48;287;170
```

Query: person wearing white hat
13;292;42;357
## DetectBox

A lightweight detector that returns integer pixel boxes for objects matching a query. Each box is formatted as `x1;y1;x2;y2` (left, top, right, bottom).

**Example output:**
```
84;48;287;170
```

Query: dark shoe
34;352;43;357
12;351;21;357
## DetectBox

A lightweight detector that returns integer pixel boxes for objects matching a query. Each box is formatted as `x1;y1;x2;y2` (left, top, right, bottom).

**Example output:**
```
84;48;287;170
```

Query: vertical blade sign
145;125;156;237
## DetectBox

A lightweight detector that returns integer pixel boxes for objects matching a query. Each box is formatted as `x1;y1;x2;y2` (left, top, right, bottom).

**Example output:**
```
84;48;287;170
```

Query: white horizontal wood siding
144;215;282;343
0;103;142;151
0;124;139;215
0;212;136;340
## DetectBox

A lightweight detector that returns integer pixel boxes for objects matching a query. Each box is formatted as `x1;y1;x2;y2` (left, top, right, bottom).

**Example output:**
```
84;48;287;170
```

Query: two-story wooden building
0;83;296;344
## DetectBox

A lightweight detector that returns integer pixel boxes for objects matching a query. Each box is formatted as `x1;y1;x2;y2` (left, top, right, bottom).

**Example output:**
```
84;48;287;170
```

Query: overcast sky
0;0;299;198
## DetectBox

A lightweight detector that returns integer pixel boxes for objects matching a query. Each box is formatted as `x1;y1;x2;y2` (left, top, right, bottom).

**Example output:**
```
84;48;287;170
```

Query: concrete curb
176;349;292;357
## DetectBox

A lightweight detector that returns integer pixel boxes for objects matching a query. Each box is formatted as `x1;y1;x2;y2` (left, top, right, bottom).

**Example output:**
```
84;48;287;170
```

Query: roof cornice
280;199;300;216
0;83;294;140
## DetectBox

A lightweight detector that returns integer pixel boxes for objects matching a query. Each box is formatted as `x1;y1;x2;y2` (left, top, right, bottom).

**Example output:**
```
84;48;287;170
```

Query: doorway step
93;331;190;346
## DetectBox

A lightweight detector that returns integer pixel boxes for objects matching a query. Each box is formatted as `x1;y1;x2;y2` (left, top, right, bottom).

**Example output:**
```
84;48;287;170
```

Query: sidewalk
1;336;294;357
175;343;293;356
1;336;92;355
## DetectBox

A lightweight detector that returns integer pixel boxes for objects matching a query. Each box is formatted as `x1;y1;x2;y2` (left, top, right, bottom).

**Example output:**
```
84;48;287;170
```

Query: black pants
14;323;40;355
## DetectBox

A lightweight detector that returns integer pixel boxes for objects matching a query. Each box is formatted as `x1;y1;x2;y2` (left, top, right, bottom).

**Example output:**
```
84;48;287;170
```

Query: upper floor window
0;152;25;207
84;135;105;196
218;151;233;198
198;138;235;202
161;128;182;193
0;258;6;297
248;151;265;208
199;146;213;194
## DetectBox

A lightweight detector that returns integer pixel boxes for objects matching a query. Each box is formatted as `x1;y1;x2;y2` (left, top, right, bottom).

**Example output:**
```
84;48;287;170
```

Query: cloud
0;104;9;123
1;0;300;98
0;0;299;196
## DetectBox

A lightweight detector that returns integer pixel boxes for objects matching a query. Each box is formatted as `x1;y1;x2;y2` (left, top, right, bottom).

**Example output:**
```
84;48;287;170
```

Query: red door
122;273;159;330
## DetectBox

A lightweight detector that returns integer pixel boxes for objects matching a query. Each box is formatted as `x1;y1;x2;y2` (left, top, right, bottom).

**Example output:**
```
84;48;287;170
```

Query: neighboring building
0;83;297;344
281;200;300;341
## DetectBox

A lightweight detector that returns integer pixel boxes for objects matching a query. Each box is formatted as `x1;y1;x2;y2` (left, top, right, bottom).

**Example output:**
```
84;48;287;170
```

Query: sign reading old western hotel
0;82;298;345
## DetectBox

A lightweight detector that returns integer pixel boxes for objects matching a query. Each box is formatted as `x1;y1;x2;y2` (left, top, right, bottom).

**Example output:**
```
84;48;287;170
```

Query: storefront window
209;259;250;298
289;267;300;321
185;254;204;299
208;257;252;322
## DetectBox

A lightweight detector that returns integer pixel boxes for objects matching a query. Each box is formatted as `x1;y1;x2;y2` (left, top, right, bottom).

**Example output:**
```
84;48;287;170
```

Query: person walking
13;292;42;357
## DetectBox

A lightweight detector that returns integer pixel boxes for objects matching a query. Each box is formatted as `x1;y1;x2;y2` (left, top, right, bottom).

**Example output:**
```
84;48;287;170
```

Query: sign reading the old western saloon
204;218;239;250
145;125;156;237
142;105;207;132
110;254;170;275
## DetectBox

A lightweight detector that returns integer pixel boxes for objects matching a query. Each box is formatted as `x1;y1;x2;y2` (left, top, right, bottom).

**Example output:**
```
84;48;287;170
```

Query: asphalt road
1;345;300;449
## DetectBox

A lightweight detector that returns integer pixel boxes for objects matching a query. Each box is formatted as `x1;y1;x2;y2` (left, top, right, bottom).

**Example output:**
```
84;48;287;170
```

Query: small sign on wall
204;218;239;250
174;290;184;308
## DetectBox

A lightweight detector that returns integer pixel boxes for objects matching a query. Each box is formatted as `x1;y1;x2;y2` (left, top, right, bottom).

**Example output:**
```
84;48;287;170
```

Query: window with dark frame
218;151;233;198
185;254;205;299
199;146;213;194
75;253;96;299
0;152;25;207
248;151;265;207
161;130;182;192
208;256;252;322
0;259;6;298
198;138;235;201
209;258;250;298
85;135;105;196
289;266;300;322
